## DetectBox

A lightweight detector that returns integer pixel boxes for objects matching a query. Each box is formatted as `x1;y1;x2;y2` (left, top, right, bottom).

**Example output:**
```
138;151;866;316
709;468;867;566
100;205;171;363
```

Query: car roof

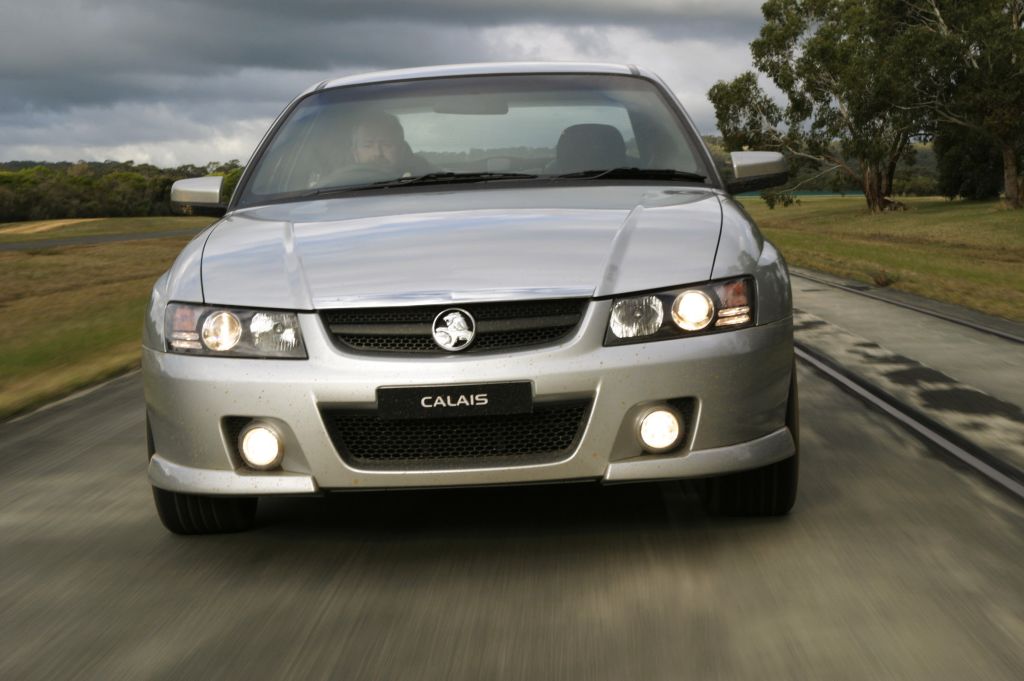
311;62;645;95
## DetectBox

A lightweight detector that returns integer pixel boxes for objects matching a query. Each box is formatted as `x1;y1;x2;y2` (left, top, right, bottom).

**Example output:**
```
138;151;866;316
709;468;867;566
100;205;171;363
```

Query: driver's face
352;124;400;166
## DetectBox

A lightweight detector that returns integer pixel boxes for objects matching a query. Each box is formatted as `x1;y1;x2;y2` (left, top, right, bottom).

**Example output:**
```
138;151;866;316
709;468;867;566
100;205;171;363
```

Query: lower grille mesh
321;400;591;470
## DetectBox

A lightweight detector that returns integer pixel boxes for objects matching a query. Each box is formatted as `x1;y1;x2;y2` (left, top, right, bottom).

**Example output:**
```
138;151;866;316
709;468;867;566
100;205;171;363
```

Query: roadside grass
740;196;1024;322
0;216;212;243
0;236;199;420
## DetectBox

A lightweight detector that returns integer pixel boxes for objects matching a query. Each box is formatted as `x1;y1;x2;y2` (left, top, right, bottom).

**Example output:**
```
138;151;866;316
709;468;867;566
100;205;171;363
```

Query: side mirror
170;176;226;217
726;151;788;194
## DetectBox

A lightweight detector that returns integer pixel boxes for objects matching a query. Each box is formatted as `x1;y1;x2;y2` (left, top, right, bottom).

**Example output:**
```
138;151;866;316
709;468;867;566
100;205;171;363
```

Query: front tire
152;487;258;534
702;363;799;517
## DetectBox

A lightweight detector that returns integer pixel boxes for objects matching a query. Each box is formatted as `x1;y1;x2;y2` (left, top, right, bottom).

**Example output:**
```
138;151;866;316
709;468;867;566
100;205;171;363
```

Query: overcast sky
0;0;765;166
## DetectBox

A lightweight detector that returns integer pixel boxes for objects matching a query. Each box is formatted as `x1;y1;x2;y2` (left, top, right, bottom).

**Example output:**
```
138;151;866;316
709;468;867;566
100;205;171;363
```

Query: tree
904;0;1024;208
710;0;932;211
934;124;1005;200
220;167;245;203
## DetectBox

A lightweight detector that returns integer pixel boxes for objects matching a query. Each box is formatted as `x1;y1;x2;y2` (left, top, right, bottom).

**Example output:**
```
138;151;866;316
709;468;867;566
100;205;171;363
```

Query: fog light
239;423;283;469
637;406;683;454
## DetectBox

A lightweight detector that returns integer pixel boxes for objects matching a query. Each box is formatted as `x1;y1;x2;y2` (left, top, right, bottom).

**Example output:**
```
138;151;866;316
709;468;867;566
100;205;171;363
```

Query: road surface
1;366;1022;680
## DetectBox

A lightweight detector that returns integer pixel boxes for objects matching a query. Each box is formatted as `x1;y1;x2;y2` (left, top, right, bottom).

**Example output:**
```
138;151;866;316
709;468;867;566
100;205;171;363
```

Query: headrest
555;124;627;174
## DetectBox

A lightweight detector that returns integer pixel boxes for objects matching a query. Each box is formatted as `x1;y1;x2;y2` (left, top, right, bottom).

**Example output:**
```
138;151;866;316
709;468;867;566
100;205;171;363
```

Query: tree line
0;140;987;223
0;160;242;223
709;0;1024;212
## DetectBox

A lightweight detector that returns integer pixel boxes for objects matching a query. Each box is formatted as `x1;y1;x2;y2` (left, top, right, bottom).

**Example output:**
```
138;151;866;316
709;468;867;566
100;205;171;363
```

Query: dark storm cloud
2;1;760;109
145;0;761;35
0;0;763;163
0;14;495;112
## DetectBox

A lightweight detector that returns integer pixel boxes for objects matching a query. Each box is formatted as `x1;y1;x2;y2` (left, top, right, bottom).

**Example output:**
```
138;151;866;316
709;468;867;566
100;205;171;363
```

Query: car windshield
237;73;711;207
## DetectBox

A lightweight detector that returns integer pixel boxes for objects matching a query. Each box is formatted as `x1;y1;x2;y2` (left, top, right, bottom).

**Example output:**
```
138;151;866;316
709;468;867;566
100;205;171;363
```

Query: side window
250;106;327;195
629;107;699;172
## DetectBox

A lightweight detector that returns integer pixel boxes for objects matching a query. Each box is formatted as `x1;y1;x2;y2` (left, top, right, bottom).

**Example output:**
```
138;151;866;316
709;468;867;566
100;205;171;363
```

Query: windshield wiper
296;172;539;199
553;167;707;183
386;171;539;186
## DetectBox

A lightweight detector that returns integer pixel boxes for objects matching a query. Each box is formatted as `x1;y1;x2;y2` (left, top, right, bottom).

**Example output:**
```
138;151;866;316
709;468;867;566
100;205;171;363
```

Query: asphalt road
1;366;1023;680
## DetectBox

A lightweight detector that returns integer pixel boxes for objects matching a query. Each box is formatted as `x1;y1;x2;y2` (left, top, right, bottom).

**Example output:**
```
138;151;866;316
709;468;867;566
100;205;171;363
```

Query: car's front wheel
702;363;799;517
152;487;258;534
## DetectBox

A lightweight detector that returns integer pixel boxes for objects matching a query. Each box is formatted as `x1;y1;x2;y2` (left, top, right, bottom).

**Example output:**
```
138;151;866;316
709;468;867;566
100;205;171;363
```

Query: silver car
145;62;797;534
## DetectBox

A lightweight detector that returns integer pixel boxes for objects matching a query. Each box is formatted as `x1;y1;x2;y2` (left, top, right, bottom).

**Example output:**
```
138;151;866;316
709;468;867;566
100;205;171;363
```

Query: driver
349;112;431;177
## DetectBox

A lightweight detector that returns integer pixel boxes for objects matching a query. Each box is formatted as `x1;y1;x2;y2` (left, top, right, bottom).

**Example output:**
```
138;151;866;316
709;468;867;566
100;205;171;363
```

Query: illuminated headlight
165;304;307;358
605;277;754;345
671;290;714;331
202;311;242;351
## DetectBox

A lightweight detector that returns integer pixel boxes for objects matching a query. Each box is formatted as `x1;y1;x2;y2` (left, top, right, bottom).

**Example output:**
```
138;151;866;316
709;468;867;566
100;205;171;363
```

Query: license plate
377;382;533;420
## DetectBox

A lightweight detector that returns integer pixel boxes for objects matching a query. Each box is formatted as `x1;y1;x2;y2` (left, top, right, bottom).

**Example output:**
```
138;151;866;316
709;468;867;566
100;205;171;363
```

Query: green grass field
0;217;213;420
741;196;1024;322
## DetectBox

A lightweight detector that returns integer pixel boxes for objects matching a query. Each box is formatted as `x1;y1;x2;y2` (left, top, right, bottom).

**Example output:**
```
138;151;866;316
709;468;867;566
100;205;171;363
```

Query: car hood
200;185;723;310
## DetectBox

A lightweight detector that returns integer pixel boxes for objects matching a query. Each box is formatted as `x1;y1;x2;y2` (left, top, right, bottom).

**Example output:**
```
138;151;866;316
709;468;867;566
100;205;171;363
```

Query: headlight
202;311;242;351
165;303;307;358
671;290;714;331
604;277;755;345
609;295;664;339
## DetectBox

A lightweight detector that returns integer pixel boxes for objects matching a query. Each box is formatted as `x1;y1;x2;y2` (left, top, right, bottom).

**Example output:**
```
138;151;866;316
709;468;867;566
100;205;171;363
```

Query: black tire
702;363;799;517
152;486;258;534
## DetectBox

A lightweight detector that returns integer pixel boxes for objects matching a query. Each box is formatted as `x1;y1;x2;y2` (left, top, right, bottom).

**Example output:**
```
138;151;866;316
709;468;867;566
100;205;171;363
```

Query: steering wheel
318;164;396;187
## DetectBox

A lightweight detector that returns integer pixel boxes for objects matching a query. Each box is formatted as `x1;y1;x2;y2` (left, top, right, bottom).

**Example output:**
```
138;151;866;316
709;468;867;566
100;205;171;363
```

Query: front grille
320;298;587;354
321;400;592;470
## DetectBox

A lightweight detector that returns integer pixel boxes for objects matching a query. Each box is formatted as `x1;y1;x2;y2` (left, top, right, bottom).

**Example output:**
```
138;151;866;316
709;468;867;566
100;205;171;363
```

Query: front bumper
149;427;794;494
144;302;794;494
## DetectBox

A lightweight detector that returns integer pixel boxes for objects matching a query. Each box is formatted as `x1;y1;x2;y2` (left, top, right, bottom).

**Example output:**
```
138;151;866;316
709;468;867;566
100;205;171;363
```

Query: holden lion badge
432;309;476;351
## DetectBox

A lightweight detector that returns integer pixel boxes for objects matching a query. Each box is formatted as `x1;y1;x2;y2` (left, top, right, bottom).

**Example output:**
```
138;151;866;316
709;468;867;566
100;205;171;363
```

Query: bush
0;161;238;222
